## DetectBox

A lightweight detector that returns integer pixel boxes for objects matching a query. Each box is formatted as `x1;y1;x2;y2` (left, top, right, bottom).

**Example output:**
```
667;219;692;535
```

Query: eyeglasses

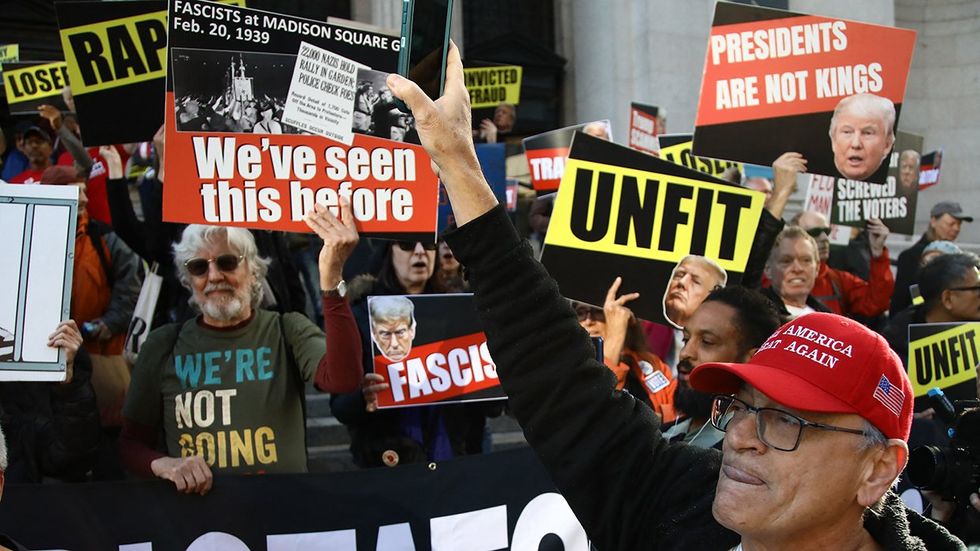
805;227;831;238
710;395;869;452
574;306;604;322
184;254;244;277
948;284;980;294
395;241;437;251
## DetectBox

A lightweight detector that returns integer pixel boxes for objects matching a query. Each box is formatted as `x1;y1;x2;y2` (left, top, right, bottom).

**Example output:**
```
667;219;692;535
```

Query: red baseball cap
689;312;913;441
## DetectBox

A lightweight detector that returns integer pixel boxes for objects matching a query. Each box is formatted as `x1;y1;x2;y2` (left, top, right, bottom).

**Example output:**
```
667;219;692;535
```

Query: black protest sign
693;2;916;185
368;294;503;408
542;132;765;325
831;131;922;235
0;448;588;550
1;61;71;115
908;322;980;411
56;1;167;145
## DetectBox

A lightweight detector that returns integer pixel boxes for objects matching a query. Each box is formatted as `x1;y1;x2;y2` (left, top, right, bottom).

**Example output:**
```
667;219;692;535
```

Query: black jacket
445;205;964;550
893;234;931;313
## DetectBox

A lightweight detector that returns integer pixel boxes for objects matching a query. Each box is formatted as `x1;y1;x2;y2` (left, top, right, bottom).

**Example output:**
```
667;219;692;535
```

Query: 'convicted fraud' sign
908;322;980;407
56;1;167;145
163;0;438;239
368;294;504;408
463;65;522;109
542;133;765;325
693;3;915;185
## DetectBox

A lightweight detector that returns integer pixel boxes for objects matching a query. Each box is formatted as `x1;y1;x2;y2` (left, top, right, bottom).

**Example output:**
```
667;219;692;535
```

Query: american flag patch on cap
873;375;904;417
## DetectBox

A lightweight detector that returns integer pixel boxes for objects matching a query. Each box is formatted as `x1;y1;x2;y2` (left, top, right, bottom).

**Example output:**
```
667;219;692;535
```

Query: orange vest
605;350;678;424
73;214;125;355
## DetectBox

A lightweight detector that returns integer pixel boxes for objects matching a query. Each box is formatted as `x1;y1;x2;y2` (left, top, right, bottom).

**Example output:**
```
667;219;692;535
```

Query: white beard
199;283;249;322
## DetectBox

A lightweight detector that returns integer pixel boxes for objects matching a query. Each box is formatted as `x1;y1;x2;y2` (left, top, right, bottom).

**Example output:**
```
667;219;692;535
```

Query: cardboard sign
523;120;612;193
908;322;980;408
627;102;665;155
693;3;916;185
919;149;942;191
463;65;522;109
367;294;504;408
542;132;765;325
657;133;742;178
163;0;438;240
831;131;922;234
56;1;167;145
2;61;71;115
0;183;78;381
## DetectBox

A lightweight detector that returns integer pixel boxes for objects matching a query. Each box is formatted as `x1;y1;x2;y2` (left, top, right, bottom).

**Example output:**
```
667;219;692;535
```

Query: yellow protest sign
545;157;763;271
908;322;980;398
3;62;70;105
59;10;168;95
0;44;19;64
658;137;742;179
463;65;522;109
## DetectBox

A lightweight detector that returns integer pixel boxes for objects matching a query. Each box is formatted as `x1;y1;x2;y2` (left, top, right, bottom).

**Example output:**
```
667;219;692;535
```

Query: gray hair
829;93;896;139
766;226;820;268
899;149;921;164
860;419;888;450
369;295;416;327
678;255;729;288
172;225;270;309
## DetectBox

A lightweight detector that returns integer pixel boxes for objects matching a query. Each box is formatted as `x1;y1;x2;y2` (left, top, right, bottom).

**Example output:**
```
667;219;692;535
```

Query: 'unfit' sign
542;132;764;325
908;322;980;402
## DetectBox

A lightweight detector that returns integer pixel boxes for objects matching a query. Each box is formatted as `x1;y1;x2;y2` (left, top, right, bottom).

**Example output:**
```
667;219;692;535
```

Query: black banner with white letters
0;448;588;550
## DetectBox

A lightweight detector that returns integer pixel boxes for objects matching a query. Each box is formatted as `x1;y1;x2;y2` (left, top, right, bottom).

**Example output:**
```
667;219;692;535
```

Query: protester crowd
1;44;979;551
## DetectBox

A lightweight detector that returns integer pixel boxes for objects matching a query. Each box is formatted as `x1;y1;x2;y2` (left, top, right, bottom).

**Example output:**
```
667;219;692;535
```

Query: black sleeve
740;209;785;290
38;348;102;480
445;206;737;550
106;176;150;259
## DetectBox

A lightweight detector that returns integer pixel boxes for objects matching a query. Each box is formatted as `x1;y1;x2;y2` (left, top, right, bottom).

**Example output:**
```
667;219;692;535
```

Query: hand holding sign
362;372;389;413
386;42;497;227
37;104;63;131
770;152;806;217
602;277;639;365
866;218;889;259
151;455;213;496
47;320;82;383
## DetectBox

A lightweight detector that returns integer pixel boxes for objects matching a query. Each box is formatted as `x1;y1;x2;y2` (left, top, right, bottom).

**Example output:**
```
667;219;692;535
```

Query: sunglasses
184;254;244;277
805;227;831;238
395;241;437;251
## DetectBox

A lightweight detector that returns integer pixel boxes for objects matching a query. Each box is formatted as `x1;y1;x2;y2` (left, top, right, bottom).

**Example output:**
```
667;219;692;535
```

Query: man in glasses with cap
383;43;965;549
893;201;974;313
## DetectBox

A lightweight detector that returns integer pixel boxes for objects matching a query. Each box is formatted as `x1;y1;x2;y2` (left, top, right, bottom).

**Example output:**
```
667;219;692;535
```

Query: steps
303;385;527;472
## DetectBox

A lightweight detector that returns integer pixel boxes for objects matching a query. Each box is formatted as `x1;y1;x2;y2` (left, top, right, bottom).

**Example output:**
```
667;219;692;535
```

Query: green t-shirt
123;310;325;474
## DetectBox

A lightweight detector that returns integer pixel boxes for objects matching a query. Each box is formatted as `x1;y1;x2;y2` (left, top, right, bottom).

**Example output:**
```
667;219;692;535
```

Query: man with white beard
120;224;350;495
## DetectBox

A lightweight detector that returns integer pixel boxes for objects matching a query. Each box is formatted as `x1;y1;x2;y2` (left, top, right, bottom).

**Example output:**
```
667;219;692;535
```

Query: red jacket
811;250;894;317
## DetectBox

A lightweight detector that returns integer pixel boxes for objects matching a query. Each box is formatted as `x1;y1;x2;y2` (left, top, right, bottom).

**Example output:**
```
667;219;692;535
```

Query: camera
907;388;980;504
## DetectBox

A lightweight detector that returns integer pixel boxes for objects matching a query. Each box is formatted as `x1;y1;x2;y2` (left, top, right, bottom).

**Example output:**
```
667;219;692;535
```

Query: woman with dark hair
312;203;491;468
574;277;677;423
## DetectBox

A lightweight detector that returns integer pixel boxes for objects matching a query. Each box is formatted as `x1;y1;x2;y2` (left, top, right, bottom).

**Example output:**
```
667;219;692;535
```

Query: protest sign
1;61;71;115
627;102;665;155
0;45;18;71
0;448;587;550
831;131;922;234
658;133;742;179
919;149;942;191
693;2;916;185
0;183;78;381
163;0;439;240
803;174;850;246
523;120;612;193
368;294;504;408
437;143;506;232
463;64;522;109
908;322;980;409
505;179;520;212
542;132;765;325
56;1;167;146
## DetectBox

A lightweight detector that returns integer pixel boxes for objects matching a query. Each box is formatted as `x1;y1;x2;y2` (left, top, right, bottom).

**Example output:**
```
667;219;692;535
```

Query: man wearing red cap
383;44;966;549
